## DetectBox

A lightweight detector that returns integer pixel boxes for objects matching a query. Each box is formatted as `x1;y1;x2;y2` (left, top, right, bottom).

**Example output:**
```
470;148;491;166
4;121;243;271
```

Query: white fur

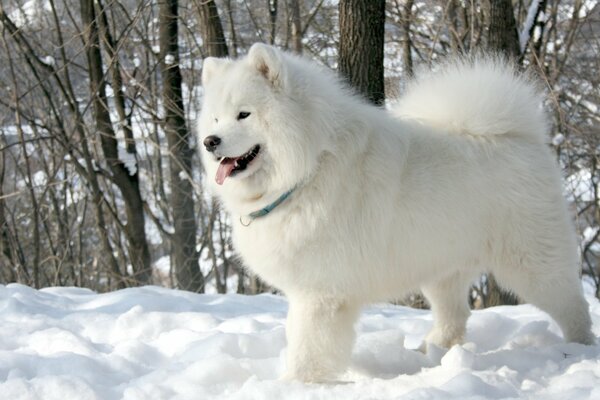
393;56;548;139
199;44;595;382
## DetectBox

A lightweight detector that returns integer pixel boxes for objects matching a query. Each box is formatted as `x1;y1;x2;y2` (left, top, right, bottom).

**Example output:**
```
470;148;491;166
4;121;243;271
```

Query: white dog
198;43;594;382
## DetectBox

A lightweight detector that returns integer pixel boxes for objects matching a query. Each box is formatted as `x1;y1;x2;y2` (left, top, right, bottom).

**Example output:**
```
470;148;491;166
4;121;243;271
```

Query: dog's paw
415;341;446;365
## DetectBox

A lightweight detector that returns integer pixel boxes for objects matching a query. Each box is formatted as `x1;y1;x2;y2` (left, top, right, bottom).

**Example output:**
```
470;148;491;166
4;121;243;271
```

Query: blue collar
240;188;296;226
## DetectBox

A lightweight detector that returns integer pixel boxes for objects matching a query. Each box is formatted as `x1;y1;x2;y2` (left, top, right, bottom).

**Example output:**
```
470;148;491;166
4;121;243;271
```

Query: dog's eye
237;111;251;120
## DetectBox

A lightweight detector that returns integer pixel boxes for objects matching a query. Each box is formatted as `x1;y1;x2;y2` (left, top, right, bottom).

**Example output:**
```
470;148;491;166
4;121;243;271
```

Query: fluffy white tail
393;56;549;141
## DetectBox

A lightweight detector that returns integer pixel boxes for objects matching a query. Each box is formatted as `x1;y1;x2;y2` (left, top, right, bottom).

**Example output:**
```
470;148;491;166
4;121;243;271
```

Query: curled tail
393;56;549;141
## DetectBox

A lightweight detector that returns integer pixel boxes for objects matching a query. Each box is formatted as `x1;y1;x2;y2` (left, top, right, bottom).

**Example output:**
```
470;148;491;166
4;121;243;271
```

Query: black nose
203;135;221;152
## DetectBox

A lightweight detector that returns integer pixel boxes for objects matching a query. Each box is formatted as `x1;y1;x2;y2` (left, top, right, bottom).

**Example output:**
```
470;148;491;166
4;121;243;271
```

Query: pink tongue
215;159;236;185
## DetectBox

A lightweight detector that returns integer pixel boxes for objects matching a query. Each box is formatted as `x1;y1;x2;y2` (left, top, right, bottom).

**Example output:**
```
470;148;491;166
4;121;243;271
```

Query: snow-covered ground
1;283;600;400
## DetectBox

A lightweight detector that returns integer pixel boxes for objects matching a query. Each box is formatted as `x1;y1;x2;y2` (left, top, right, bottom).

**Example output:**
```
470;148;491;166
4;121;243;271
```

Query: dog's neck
239;187;297;226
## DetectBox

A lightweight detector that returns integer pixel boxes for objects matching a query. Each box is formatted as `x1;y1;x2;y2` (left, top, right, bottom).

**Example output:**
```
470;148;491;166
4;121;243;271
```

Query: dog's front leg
283;296;360;382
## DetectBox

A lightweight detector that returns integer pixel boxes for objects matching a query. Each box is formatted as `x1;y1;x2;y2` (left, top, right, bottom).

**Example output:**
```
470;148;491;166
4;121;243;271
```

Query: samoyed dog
198;43;594;382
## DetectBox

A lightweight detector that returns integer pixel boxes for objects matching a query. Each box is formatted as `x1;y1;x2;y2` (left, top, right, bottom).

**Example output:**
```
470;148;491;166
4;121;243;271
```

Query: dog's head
199;44;330;214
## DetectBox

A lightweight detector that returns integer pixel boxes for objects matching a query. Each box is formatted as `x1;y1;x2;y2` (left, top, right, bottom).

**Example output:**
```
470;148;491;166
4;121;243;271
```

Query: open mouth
215;144;261;185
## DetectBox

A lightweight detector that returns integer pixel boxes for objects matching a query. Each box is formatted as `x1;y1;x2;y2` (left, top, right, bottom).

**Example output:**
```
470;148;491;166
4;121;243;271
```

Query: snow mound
1;284;599;399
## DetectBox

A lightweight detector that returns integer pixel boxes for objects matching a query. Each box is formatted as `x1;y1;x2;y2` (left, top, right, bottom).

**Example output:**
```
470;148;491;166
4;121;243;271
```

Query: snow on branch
519;0;545;53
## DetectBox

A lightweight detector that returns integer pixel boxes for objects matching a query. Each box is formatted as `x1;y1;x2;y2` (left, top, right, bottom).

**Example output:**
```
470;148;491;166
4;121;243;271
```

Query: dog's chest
235;222;278;258
232;215;317;288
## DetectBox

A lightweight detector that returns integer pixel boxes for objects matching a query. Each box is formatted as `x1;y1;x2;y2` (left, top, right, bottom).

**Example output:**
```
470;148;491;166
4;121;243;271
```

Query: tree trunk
268;0;278;45
80;0;152;285
159;0;204;292
482;0;521;306
223;0;238;57
338;0;386;106
402;0;414;78
486;0;520;58
0;145;18;283
290;0;303;54
197;0;229;57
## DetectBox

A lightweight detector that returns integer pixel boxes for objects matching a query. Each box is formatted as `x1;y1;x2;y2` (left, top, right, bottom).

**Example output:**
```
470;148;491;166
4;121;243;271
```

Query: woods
0;0;598;302
338;0;386;105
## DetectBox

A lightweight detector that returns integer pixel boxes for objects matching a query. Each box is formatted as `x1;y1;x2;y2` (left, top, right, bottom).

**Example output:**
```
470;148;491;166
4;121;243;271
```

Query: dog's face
199;44;327;214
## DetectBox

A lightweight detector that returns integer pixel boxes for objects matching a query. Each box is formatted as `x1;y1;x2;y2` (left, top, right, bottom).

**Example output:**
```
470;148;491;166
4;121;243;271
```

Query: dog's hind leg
421;273;472;349
421;272;473;350
494;264;595;345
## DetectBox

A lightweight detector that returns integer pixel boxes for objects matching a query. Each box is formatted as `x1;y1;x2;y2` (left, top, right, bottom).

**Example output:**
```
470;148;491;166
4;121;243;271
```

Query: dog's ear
247;43;285;87
202;57;230;85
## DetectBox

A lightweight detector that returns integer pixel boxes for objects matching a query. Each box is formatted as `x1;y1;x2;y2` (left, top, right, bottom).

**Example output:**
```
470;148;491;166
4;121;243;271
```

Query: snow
565;168;595;203
165;54;175;65
178;170;189;181
552;133;565;146
519;0;544;53
1;284;599;399
8;0;51;28
579;0;598;18
154;255;171;276
118;145;138;176
16;170;48;190
40;55;56;67
583;226;600;253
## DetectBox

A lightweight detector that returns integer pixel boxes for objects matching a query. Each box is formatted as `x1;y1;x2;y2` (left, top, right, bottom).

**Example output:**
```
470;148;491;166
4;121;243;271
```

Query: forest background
0;0;598;308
